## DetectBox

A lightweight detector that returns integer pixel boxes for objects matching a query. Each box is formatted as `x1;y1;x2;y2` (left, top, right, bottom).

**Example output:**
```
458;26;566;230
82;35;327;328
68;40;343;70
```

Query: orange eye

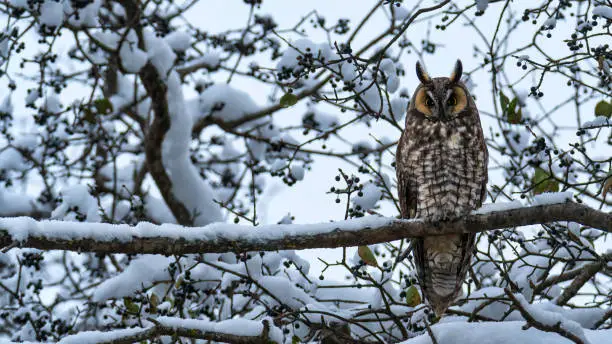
447;95;457;106
425;97;435;107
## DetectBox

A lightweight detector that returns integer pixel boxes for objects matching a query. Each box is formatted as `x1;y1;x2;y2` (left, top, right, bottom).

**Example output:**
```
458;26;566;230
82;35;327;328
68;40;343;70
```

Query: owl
396;60;488;317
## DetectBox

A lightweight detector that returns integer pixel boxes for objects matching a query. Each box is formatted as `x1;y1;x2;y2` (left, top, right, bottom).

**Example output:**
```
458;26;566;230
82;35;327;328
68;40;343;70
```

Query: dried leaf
603;176;612;198
358;245;378;267
149;293;159;313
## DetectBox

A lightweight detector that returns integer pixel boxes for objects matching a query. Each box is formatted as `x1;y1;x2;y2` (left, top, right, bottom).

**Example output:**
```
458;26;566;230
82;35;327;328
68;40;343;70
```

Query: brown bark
0;202;609;256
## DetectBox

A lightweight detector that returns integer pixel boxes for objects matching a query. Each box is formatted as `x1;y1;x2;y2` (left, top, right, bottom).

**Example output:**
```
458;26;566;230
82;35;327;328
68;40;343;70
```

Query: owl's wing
396;135;417;220
394;136;418;266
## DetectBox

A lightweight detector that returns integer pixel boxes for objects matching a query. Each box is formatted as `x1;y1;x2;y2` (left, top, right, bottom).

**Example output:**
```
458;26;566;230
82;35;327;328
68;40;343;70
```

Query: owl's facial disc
415;86;468;121
414;88;434;118
445;87;468;118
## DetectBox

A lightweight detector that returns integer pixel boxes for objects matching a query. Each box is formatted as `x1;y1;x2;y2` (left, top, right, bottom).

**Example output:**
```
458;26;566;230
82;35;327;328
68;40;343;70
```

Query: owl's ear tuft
416;61;432;85
449;59;463;83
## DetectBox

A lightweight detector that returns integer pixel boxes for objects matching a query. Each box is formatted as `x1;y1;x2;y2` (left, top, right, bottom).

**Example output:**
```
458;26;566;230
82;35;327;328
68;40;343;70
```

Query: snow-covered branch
51;317;279;344
0;201;608;255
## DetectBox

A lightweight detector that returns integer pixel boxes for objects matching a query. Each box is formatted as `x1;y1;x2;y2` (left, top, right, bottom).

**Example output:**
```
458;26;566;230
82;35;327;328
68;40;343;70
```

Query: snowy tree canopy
0;0;610;343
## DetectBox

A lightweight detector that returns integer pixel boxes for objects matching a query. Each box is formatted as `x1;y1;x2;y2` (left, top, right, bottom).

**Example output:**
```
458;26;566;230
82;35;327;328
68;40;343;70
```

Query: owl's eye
447;95;457;106
425;97;435;107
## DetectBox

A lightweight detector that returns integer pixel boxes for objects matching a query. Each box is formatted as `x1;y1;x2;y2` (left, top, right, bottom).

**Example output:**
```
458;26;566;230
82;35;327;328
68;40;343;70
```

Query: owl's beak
440;109;451;122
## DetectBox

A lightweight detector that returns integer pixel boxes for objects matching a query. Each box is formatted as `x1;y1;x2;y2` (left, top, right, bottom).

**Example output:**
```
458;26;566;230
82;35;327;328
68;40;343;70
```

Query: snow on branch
51;317;280;344
0;201;609;255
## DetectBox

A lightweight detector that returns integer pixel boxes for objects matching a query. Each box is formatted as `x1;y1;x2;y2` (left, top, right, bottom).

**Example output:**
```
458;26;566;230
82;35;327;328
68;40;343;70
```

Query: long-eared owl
396;60;488;316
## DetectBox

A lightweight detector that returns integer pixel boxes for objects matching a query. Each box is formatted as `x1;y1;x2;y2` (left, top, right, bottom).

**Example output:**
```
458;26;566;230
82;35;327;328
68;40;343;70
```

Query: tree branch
505;289;586;344
554;260;605;306
63;317;274;344
117;0;195;226
0;202;609;256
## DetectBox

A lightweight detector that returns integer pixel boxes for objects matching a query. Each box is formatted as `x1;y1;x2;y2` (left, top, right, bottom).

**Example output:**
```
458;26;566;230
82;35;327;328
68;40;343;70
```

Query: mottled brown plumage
396;60;488;317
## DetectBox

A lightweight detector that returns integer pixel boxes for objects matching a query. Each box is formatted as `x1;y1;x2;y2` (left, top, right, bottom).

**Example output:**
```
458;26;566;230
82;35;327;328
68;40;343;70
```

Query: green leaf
594;100;612;118
358;245;378;267
507;102;522;124
508;97;518;112
82;108;96;124
499;91;509;111
279;93;298;108
405;285;422;307
292;336;301;344
501;96;521;124
532;167;559;195
123;297;140;314
94;98;113;115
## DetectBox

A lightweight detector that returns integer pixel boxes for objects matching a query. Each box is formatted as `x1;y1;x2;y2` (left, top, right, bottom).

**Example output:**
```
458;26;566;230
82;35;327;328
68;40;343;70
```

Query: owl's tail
415;234;475;317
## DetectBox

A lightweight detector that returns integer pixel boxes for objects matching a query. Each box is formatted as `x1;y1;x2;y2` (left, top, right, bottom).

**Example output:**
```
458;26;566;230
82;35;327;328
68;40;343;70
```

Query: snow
178;53;221;71
473;200;523;214
159;70;223;224
40;0;64;27
0;147;28;171
56;326;151;344
277;213;293;224
196;83;259;122
353;182;382;211
8;0;28;9
532;192;573;205
259;275;320;308
1;197;585;246
111;2;126;18
119;43;148;73
92;255;172;301
25;89;39;105
476;0;488;12
380;58;400;93
543;17;557;29
0;213;396;245
143;194;177;224
582;116;610;129
276;39;336;77
42;94;61;113
387;75;400;93
393;6;410;21
403;321;609;344
0;36;8;64
473;192;572;214
144;28;176;79
0;189;43;217
388;97;408;120
303;106;338;131
593;5;612;20
65;0;101;27
155;316;283;342
290;165;305;181
51;184;101;222
164;31;192;52
513;293;589;343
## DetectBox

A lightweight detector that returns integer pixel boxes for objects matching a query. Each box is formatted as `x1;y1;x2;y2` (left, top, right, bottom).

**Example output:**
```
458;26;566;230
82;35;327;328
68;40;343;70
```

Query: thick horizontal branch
55;317;275;344
0;202;609;256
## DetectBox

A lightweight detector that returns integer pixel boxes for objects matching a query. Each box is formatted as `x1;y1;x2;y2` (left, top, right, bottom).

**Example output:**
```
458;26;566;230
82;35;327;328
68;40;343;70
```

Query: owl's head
410;60;472;122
